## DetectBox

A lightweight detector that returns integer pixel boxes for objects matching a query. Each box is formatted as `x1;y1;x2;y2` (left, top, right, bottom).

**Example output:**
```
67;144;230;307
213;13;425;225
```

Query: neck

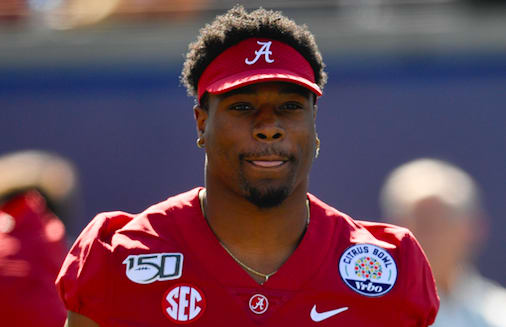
202;183;309;283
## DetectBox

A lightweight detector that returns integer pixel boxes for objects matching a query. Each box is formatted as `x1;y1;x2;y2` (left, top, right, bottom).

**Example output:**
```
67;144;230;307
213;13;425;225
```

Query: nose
252;109;284;143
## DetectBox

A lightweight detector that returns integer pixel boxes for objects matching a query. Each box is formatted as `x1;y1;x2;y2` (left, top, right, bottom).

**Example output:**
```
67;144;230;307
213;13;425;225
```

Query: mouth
249;160;286;168
244;155;289;169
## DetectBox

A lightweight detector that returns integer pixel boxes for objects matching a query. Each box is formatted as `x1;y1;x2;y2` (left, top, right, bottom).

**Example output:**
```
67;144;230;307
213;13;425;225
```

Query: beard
244;183;291;208
238;150;298;208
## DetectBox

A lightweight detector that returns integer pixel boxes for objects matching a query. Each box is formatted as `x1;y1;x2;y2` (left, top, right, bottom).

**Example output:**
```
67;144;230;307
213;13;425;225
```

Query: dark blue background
1;53;505;284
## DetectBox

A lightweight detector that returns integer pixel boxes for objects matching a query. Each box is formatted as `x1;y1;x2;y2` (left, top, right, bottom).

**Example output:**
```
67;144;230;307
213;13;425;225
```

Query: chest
102;247;416;327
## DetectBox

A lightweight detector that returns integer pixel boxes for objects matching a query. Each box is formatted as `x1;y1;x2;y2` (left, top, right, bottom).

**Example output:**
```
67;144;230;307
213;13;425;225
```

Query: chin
244;184;291;209
237;161;299;208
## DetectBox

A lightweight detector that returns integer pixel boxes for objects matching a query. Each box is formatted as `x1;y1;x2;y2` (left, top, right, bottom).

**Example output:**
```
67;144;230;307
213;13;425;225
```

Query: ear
312;104;318;121
194;105;208;137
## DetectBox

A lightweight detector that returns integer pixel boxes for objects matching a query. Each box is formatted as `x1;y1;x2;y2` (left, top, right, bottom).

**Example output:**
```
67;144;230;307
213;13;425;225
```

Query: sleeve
55;212;132;325
398;231;440;327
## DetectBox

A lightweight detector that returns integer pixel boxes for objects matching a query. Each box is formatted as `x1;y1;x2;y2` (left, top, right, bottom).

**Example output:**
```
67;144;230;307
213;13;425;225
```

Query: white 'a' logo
245;41;275;65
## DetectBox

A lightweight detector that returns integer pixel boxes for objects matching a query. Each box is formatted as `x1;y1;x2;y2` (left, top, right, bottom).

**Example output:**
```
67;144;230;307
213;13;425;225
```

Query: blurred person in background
380;158;506;327
0;150;80;327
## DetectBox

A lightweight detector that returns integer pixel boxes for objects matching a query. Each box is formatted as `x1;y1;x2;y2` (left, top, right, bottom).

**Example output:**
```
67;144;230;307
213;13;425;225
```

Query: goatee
246;185;290;208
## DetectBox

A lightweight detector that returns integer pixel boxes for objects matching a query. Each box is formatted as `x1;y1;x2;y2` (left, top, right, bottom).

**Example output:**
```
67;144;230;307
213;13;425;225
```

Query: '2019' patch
339;244;397;297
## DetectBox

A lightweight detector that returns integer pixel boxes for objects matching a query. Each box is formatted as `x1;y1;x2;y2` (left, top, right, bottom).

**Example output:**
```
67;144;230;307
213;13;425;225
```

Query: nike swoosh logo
310;305;348;322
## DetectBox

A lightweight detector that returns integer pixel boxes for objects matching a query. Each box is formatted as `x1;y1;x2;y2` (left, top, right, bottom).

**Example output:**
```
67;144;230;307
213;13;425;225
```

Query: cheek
294;125;316;158
290;132;316;180
205;119;244;163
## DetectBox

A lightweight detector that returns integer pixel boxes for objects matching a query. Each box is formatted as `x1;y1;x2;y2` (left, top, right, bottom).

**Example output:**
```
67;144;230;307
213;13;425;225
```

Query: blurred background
1;0;505;290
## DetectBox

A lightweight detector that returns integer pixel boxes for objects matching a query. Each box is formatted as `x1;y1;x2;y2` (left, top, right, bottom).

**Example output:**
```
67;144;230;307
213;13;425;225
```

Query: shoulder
54;209;133;323
55;188;202;323
112;187;203;245
309;193;439;325
61;187;201;263
355;220;416;249
309;193;430;280
350;219;430;283
310;192;430;269
73;187;202;247
309;192;414;248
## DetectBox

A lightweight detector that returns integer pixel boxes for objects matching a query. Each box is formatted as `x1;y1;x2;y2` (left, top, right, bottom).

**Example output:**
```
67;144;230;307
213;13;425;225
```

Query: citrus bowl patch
339;244;397;297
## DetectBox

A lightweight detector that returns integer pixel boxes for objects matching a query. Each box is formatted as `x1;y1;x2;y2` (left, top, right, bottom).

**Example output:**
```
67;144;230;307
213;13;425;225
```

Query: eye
279;102;303;111
229;102;254;111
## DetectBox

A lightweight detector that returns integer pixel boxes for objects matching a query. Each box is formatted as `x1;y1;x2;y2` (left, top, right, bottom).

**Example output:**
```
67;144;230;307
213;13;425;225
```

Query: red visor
197;38;322;102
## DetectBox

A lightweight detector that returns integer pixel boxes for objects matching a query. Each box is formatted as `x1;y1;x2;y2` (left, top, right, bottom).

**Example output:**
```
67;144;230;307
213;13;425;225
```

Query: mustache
239;148;296;162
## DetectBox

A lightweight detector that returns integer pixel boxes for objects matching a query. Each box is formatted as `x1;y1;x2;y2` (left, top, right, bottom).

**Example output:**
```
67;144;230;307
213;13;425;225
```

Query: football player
57;6;439;326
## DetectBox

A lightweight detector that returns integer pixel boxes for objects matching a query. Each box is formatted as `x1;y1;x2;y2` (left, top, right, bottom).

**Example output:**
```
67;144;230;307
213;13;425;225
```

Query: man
57;6;438;326
0;150;79;327
380;158;506;327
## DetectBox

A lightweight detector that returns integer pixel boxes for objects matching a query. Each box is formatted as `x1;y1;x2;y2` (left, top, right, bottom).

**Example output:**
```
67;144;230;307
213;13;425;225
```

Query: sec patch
162;284;206;324
339;244;397;297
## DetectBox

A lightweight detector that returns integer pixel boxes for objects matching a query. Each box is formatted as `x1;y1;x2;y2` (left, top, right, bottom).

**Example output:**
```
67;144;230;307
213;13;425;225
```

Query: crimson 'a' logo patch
249;294;269;314
162;284;206;324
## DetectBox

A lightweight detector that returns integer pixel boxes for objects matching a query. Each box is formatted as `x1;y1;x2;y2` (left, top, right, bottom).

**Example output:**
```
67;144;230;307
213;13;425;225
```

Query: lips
244;155;289;168
250;160;285;168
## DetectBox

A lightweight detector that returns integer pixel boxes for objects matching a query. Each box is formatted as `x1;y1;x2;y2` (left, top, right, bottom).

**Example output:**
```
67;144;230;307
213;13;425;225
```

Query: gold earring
196;137;205;148
315;136;320;158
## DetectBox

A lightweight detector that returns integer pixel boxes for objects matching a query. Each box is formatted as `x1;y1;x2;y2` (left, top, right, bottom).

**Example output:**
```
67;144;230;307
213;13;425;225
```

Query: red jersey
0;191;68;327
56;188;439;326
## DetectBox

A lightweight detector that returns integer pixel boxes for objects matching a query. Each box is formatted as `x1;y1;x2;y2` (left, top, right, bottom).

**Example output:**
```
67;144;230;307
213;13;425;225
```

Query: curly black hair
180;5;327;101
